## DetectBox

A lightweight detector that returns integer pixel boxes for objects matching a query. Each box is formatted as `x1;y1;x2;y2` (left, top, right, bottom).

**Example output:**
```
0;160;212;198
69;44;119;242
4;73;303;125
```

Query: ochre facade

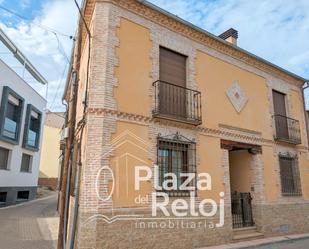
39;112;64;190
64;1;309;248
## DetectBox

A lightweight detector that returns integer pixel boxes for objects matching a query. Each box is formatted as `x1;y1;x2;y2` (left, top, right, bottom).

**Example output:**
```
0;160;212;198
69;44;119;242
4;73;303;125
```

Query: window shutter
159;48;187;117
159;47;186;87
273;90;289;139
272;90;287;116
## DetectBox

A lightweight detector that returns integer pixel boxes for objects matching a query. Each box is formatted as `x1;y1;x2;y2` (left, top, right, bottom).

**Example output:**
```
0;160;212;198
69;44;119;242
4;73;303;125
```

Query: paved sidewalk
0;193;59;249
200;233;309;249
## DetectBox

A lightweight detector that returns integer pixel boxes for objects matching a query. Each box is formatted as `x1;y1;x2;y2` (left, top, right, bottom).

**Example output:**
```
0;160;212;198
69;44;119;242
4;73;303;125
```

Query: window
20;153;32;172
159;47;187;118
17;191;29;200
279;154;302;196
0;192;7;203
157;133;196;197
0;86;24;144
153;47;202;125
272;90;301;144
23;104;42;150
273;90;289;139
0;146;9;170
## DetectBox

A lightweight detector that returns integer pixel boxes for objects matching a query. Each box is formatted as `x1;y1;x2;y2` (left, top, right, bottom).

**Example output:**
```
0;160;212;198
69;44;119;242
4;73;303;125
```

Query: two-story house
60;1;309;248
0;29;47;206
39;111;64;190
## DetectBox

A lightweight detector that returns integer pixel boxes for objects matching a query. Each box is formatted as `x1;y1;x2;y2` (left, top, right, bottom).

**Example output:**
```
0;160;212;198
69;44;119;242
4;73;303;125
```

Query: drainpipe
63;155;73;248
57;100;69;211
302;82;309;149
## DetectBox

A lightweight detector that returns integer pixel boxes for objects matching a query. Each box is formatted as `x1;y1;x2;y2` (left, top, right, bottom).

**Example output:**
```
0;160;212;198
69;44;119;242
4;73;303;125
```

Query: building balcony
152;80;202;125
273;114;301;145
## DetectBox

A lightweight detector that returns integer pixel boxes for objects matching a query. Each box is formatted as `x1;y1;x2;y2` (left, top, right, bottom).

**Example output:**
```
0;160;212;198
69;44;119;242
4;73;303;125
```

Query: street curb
237;234;309;249
0;192;58;210
200;233;309;249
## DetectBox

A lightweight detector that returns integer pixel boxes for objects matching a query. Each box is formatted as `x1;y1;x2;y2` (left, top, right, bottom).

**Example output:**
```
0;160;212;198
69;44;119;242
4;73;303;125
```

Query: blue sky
0;0;43;22
0;0;308;110
0;0;78;110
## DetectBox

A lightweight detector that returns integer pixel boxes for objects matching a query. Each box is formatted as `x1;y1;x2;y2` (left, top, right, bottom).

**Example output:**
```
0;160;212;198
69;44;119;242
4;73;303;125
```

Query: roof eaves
0;28;48;85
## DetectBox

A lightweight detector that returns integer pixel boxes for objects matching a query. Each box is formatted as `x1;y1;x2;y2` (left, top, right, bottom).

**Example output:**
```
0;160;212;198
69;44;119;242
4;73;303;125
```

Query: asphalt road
254;239;309;249
0;193;59;249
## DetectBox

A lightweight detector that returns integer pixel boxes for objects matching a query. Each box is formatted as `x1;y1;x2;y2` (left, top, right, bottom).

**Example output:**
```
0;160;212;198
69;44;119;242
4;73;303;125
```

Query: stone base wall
255;203;309;236
75;209;232;249
73;202;309;249
0;186;37;207
38;177;58;190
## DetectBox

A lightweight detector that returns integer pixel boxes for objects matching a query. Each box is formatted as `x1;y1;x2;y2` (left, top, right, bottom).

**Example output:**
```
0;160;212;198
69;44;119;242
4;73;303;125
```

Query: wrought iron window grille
156;132;196;197
278;153;302;196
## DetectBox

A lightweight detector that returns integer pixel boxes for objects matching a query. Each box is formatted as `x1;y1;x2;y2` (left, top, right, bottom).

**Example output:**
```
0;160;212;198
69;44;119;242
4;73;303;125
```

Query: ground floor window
17;191;30;200
0;192;7;203
157;133;196;197
0;147;9;170
279;154;302;196
20;153;32;172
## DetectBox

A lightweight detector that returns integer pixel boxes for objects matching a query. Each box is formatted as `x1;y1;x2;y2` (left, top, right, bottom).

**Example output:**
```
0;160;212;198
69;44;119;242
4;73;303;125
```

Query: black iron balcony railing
273;114;301;145
153;80;202;125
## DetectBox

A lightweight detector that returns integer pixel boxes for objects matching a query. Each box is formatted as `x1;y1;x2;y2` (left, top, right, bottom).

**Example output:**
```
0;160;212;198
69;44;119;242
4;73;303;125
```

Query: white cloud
0;0;79;111
20;0;31;9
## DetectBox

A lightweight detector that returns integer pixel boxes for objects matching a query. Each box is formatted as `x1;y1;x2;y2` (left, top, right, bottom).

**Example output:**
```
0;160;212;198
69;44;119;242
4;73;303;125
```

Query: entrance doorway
229;150;254;228
221;139;262;229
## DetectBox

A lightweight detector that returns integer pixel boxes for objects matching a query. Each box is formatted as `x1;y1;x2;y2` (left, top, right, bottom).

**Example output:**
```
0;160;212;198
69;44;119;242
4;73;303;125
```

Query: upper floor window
279;154;302;196
159;47;187;89
153;47;202;125
23;105;42;151
159;47;187;118
272;90;301;144
0;86;24;144
0;146;10;170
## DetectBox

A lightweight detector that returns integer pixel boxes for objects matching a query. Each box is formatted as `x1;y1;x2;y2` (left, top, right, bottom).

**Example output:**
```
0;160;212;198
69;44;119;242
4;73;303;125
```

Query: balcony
273;115;301;145
153;80;202;125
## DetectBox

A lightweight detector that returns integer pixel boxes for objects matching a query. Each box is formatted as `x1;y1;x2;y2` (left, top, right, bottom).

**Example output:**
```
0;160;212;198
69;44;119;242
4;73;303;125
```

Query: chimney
218;28;238;45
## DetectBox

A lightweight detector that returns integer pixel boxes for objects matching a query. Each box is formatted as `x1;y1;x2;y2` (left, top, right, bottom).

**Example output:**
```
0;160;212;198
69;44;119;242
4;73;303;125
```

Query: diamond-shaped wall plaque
226;81;248;113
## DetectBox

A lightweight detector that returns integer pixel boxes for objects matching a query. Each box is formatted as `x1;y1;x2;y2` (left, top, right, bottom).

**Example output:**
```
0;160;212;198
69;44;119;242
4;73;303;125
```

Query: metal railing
273;115;301;145
153;80;202;125
231;192;254;229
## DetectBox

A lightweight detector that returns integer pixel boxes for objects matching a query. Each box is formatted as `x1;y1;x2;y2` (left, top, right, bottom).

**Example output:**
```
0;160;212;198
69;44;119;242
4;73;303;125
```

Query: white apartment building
0;29;47;206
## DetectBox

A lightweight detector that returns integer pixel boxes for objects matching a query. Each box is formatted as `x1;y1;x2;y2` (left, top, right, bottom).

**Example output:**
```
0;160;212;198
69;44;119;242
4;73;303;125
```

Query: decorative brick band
86;107;309;150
